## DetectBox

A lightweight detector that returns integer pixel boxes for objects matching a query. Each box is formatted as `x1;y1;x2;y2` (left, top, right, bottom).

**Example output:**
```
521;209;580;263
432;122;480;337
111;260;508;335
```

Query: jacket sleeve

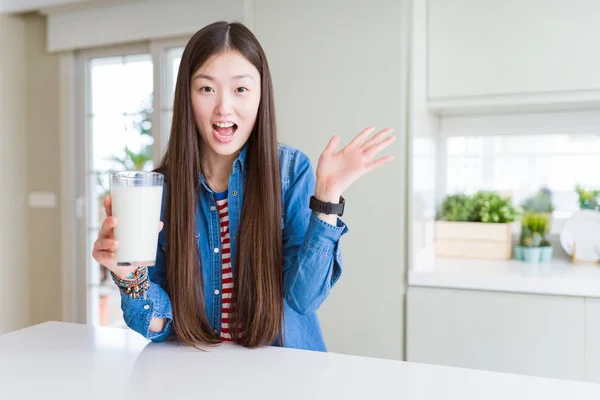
119;233;174;342
282;149;349;315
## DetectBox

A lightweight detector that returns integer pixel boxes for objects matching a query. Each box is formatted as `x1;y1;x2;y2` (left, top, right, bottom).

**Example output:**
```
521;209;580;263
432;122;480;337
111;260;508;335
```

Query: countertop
410;249;600;298
2;321;600;399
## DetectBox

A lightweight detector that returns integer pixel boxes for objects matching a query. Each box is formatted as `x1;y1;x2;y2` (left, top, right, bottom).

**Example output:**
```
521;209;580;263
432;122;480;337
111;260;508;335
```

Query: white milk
111;185;163;266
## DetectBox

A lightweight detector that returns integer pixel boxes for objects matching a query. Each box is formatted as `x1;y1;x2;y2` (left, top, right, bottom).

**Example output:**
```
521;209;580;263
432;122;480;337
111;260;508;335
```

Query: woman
92;21;395;351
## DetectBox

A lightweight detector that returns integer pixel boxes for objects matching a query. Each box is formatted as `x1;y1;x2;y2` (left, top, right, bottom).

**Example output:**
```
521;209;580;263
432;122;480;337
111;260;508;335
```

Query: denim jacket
118;144;349;351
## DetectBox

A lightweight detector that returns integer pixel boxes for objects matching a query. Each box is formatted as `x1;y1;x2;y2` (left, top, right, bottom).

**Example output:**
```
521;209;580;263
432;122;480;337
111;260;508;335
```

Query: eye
235;87;249;93
199;87;214;93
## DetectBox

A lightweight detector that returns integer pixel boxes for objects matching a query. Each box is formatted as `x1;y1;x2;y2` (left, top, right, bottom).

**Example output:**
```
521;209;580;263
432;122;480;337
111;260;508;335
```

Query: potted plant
520;186;554;235
521;186;554;214
514;213;553;263
435;191;519;260
575;184;600;211
439;194;474;222
470;190;519;223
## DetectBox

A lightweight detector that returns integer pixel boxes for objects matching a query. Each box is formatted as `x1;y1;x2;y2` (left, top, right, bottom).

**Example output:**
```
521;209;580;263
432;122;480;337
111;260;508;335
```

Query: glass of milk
110;171;164;267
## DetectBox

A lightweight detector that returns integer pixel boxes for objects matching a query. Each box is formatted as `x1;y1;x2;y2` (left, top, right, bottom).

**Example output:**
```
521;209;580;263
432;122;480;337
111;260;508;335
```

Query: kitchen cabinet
426;0;600;110
406;286;586;381
585;298;600;383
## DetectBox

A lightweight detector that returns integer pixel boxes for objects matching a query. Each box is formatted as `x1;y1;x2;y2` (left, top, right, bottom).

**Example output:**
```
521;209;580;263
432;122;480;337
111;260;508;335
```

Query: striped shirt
214;191;234;342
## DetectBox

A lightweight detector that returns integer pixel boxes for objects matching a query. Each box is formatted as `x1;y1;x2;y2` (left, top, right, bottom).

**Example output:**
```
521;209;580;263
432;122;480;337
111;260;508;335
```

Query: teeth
215;122;235;128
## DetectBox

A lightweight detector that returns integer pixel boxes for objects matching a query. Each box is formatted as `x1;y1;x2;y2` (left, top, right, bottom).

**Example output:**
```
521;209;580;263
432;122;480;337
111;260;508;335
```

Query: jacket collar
234;142;248;174
198;142;248;193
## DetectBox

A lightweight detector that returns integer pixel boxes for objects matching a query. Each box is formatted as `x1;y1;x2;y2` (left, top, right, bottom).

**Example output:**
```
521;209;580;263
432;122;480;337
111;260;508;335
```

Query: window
86;52;154;328
78;40;187;328
162;47;183;147
412;136;437;216
446;134;600;216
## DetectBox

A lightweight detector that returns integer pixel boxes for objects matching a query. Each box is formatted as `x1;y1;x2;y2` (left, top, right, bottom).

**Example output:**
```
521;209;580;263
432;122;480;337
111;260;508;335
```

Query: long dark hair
156;21;283;348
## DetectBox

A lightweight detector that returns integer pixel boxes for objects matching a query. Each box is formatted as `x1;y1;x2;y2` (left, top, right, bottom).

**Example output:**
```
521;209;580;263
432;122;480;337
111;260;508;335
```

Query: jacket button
214;289;220;295
232;190;238;196
210;205;216;211
214;248;219;253
233;235;238;241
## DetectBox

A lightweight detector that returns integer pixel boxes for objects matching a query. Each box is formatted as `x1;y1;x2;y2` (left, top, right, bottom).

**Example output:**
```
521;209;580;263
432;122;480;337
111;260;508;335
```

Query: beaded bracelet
110;266;150;299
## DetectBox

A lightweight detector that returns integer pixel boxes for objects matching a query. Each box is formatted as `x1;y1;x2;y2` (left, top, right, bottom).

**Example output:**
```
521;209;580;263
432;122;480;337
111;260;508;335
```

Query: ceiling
0;0;125;14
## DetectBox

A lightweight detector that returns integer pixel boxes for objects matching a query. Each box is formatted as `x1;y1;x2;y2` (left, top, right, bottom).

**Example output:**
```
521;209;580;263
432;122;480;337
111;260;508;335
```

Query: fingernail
114;241;119;249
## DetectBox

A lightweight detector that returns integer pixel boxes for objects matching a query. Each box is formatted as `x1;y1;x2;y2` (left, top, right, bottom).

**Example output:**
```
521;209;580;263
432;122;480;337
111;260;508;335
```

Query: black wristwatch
309;196;345;216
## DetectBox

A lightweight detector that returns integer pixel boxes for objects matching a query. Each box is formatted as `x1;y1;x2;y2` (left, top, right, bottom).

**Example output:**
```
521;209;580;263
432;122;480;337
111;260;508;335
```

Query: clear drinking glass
109;171;164;267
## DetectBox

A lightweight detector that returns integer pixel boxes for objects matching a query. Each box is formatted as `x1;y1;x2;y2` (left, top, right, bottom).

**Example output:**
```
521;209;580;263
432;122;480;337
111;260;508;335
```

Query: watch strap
309;196;345;216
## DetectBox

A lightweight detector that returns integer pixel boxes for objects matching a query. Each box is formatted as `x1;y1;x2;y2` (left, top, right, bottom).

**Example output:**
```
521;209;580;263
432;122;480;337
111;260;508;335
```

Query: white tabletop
2;321;600;399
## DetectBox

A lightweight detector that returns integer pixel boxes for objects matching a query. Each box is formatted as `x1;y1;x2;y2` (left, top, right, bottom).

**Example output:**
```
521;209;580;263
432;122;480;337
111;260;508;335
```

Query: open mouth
212;123;238;142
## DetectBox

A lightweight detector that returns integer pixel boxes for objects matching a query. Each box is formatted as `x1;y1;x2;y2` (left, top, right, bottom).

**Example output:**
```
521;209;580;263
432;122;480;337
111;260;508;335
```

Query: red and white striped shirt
215;194;234;342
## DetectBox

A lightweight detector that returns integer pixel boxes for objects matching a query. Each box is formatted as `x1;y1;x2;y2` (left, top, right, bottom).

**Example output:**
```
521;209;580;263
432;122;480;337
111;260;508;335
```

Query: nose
215;91;234;116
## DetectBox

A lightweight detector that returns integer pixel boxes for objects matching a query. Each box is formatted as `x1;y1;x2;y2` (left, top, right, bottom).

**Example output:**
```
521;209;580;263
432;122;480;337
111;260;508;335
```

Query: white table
2;321;600;399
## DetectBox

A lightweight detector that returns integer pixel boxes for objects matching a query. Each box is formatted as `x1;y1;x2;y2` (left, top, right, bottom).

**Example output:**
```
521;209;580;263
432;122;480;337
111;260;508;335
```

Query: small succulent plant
520;213;551;248
575;184;600;211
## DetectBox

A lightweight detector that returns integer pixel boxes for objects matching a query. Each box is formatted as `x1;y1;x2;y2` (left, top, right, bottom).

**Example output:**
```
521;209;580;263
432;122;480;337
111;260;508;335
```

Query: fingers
99;216;118;239
322;135;341;156
366;155;395;172
348;126;376;148
104;195;112;217
363;135;396;159
92;238;118;265
93;250;115;267
95;238;119;252
361;128;394;150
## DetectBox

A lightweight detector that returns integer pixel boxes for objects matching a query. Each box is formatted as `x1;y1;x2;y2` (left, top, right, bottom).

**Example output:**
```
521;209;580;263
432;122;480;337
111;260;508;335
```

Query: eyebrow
193;73;255;82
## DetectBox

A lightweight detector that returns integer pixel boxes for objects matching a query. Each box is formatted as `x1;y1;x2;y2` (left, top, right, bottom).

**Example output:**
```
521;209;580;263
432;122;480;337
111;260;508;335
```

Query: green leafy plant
575;184;600;210
108;146;153;171
96;98;154;198
438;191;518;223
521;187;554;213
108;99;154;171
470;191;519;223
439;194;474;222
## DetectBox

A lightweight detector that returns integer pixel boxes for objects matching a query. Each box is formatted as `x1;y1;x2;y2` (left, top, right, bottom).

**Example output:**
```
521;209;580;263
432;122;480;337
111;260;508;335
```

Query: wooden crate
435;221;512;260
